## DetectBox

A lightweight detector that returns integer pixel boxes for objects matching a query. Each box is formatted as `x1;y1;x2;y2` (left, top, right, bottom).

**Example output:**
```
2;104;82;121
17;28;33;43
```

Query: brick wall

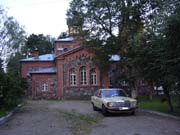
31;74;57;99
21;61;55;78
64;86;101;99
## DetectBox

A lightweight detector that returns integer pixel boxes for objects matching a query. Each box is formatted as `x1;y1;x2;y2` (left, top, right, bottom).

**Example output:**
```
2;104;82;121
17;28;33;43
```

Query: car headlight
107;102;117;107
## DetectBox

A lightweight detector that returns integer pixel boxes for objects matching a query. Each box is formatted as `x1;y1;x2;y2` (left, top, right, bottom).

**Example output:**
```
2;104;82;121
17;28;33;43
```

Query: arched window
80;66;87;85
42;82;48;91
70;69;76;86
90;69;97;85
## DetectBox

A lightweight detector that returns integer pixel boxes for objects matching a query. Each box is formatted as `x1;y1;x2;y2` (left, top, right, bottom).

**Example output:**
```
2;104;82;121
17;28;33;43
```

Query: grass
63;110;100;124
58;109;103;135
0;109;8;117
0;98;25;118
138;96;180;116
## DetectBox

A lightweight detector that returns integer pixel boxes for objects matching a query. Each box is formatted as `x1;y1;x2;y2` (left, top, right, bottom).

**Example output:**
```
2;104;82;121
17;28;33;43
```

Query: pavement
0;100;179;135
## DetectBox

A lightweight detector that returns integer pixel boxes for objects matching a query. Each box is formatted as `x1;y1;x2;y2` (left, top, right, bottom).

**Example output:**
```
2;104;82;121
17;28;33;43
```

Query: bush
0;72;27;109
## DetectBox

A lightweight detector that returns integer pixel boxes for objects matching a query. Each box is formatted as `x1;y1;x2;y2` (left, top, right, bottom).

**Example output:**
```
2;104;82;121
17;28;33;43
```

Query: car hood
102;96;136;103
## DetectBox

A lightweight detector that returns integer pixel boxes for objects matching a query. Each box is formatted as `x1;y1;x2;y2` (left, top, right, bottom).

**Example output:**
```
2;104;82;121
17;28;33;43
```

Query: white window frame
80;66;87;85
70;69;76;86
42;82;48;91
90;69;97;85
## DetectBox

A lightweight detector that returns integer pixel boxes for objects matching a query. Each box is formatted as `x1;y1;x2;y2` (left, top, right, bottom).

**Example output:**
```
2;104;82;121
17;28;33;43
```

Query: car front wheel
92;103;98;111
102;105;108;116
131;110;136;115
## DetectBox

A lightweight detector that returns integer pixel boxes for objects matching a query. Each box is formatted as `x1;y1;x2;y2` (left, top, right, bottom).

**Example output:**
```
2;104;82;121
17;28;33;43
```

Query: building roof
20;54;55;62
29;67;57;74
55;37;74;42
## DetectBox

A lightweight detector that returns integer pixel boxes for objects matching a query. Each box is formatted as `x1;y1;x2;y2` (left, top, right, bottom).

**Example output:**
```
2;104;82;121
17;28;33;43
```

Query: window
80;66;87;85
121;81;128;86
90;69;97;85
42;82;48;91
64;48;68;52
70;69;76;86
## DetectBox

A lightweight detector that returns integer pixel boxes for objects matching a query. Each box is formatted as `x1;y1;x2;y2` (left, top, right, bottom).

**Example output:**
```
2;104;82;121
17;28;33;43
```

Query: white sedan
91;88;137;116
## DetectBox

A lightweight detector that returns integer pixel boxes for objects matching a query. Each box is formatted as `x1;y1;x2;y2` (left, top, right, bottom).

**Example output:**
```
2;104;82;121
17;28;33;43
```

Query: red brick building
20;35;110;99
20;23;150;99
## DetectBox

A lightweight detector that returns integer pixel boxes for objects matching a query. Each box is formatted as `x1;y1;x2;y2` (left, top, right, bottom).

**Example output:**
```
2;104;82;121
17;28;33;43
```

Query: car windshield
101;89;127;97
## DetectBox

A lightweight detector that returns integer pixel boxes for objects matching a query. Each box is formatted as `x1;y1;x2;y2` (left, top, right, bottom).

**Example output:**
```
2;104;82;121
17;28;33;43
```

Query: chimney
34;48;39;59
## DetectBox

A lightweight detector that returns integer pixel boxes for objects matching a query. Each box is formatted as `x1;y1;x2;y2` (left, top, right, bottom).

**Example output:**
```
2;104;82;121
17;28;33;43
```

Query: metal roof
29;67;57;74
55;37;74;42
20;54;55;62
109;55;121;61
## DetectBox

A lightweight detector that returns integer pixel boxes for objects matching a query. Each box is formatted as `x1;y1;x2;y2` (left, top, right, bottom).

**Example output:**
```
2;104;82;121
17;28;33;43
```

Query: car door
92;90;101;108
92;90;98;107
95;90;103;108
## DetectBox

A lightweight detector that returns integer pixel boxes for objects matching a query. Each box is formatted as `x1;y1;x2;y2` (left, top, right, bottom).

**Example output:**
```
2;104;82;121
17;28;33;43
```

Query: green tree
0;7;26;70
24;34;54;56
7;52;24;73
0;72;27;109
67;0;164;98
163;6;180;111
136;36;175;111
135;2;180;112
58;32;68;39
0;59;3;73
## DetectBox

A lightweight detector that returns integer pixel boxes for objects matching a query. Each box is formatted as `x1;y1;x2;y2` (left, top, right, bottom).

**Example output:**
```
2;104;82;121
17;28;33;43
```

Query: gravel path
0;100;179;135
90;112;180;135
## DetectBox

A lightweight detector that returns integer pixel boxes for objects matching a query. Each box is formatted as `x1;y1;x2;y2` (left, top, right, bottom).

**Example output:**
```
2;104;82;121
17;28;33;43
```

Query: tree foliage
0;7;26;70
7;52;24;73
0;59;3;73
163;6;180;110
135;2;180;111
58;32;68;39
67;0;164;98
0;72;27;109
23;34;54;56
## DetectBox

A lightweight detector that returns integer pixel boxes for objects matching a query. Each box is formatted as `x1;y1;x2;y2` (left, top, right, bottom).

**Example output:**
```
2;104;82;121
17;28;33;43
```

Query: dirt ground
0;100;180;135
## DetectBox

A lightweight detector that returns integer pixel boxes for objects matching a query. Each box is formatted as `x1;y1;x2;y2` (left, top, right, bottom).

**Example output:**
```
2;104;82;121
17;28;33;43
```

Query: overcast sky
0;0;71;38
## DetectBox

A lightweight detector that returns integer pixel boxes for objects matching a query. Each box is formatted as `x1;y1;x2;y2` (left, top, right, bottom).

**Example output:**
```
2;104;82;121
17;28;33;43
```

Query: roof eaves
55;46;83;59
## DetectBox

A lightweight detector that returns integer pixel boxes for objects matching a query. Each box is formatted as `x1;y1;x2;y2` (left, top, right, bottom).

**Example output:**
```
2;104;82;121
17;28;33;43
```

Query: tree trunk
177;94;180;112
163;86;174;112
148;81;154;100
166;94;174;112
176;83;180;112
130;81;138;99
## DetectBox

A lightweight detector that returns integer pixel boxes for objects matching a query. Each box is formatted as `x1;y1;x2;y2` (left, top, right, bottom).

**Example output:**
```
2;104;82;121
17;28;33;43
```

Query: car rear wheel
102;105;108;116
